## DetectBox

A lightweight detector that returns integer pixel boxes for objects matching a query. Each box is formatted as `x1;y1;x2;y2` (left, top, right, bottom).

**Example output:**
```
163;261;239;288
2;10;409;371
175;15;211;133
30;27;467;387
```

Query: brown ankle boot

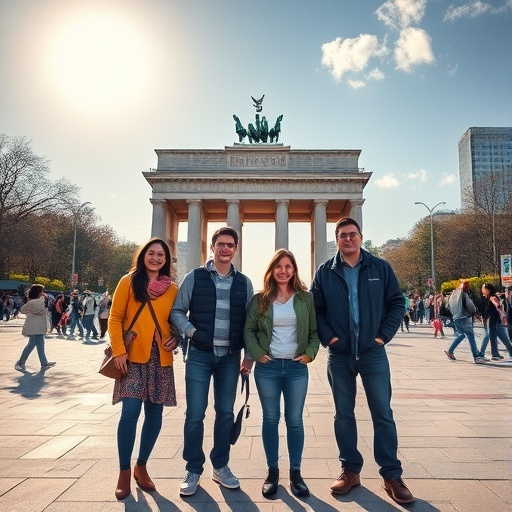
115;469;131;500
134;465;156;492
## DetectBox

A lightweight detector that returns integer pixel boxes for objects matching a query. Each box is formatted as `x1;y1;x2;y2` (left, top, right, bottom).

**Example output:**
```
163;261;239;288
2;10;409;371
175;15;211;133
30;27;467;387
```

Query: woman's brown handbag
98;302;146;379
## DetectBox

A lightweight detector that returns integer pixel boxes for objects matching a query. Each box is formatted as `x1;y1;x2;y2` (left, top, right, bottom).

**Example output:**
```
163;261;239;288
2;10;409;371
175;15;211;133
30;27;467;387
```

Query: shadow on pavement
7;370;48;399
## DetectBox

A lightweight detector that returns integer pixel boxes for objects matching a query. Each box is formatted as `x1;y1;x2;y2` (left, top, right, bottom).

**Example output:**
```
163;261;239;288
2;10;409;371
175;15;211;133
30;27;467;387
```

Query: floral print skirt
113;339;177;406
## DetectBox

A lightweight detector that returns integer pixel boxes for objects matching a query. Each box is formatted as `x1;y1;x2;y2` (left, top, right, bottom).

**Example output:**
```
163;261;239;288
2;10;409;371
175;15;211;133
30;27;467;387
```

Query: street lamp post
415;201;446;292
71;202;91;289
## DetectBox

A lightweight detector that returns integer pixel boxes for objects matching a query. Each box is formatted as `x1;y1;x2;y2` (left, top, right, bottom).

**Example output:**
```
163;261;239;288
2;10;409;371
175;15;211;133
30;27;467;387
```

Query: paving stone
0;319;510;511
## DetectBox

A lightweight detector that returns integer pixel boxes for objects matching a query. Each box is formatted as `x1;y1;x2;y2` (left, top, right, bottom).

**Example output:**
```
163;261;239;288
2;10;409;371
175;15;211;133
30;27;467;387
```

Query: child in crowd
431;317;444;338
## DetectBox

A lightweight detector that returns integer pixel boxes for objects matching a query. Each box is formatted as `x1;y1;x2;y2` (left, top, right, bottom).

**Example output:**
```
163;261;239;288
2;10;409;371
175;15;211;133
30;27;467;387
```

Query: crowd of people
10;217;512;505
0;294;22;321
11;288;111;372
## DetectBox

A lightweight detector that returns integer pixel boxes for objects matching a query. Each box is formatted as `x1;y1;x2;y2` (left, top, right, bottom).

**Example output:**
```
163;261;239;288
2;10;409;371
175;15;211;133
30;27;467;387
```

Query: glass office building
458;127;512;210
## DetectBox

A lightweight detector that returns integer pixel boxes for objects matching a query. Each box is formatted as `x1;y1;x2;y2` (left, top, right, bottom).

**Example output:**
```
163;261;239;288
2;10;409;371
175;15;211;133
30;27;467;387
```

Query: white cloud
444;1;492;21
394;27;435;72
376;0;426;30
321;34;388;82
375;174;400;188
348;79;366;89
367;68;385;80
439;173;456;186
404;169;428;182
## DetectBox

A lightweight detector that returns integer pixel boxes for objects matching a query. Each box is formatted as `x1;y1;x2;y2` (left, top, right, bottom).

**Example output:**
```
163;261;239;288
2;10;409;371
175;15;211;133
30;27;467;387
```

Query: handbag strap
240;374;250;418
147;300;163;341
126;301;146;331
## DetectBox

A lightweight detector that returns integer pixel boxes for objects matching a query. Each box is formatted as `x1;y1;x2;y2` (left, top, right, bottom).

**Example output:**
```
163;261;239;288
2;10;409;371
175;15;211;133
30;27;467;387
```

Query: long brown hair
258;249;307;315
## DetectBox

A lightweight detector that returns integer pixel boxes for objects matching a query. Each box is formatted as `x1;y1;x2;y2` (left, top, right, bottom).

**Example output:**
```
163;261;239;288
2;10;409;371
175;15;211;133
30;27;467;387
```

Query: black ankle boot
262;467;279;497
290;469;309;497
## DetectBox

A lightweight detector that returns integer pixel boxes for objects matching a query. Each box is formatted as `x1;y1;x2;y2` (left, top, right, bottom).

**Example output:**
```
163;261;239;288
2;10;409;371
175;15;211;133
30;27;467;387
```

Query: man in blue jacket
310;217;413;504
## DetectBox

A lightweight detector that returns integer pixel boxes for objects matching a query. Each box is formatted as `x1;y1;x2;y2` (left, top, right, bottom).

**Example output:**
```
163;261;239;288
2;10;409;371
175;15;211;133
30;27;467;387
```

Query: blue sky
1;0;511;284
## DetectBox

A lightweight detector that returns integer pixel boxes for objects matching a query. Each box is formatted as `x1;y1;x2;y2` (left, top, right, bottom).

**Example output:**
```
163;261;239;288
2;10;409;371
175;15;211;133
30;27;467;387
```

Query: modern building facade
458;127;512;210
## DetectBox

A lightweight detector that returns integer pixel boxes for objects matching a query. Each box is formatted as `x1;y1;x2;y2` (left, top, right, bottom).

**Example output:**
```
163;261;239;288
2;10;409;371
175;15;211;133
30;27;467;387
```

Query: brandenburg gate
144;145;371;279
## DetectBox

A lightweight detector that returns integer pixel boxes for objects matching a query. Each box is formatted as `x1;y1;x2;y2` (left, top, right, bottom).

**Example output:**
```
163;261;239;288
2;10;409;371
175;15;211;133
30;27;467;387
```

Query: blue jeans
327;347;402;478
183;347;240;474
19;334;48;366
254;358;308;469
449;318;478;358
117;398;163;470
82;314;98;338
69;314;84;337
479;323;512;357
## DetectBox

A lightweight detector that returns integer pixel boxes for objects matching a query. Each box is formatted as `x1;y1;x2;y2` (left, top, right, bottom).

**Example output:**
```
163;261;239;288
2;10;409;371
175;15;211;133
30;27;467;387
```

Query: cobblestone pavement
0;318;510;511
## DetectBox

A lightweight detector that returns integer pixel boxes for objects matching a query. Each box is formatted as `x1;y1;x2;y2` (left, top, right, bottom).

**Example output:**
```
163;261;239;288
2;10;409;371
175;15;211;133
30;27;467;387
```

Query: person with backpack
444;281;486;363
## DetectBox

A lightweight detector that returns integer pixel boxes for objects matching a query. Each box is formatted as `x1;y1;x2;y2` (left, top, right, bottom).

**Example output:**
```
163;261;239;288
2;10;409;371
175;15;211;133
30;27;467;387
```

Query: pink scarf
147;275;171;300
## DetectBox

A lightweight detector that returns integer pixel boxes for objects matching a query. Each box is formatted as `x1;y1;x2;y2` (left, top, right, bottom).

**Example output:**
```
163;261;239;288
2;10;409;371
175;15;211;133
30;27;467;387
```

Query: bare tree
0;134;79;277
463;170;511;281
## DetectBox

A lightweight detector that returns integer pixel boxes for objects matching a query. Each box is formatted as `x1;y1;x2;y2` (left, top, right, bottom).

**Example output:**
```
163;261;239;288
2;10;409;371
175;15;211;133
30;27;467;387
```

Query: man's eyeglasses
215;242;237;249
336;232;360;241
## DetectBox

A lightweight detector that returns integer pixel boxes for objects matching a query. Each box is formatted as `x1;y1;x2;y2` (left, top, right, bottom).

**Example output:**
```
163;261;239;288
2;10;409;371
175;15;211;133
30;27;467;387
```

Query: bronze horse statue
233;115;247;142
269;115;283;143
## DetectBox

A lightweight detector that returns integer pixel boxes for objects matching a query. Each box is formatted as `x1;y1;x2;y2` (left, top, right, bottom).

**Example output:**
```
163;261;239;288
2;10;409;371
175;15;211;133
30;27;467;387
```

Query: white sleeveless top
270;294;298;359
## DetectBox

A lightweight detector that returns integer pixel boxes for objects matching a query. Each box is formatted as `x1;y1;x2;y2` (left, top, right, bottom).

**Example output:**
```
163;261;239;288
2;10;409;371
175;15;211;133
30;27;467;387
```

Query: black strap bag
230;374;250;445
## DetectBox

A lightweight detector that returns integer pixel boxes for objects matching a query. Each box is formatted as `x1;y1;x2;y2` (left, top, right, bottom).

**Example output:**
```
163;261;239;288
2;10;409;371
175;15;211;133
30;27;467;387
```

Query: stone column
187;200;203;271
275;200;289;250
312;200;328;276
349;198;365;232
168;208;179;282
227;200;241;270
150;199;167;240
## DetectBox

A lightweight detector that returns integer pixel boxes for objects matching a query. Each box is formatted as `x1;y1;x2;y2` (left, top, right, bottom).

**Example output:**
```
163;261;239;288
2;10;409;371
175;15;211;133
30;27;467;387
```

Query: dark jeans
327;346;402;479
69;313;83;337
98;318;108;338
480;322;512;357
117;398;163;470
183;347;240;475
82;314;98;338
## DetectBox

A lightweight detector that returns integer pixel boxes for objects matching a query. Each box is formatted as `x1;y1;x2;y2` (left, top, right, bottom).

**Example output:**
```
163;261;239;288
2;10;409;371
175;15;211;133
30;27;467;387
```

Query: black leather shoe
290;469;309;497
262;467;279;497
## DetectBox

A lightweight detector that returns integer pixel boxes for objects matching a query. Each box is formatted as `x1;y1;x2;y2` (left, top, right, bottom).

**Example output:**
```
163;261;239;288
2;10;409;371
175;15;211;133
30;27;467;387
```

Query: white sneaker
212;466;240;489
180;471;200;496
14;361;25;372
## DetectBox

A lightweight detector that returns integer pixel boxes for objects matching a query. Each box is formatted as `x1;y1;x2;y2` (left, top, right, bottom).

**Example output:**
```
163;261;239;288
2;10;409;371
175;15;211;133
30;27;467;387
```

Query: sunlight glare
46;11;152;113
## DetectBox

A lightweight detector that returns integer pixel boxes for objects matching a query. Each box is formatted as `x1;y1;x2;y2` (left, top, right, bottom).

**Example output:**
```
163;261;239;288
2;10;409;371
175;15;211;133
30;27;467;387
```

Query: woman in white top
244;249;320;498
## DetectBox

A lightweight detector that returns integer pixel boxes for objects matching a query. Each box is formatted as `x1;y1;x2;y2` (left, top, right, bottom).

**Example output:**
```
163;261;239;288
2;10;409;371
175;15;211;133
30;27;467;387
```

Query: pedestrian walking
98;290;111;339
67;291;84;339
444;281;485;363
478;283;512;361
82;291;99;340
15;284;55;372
